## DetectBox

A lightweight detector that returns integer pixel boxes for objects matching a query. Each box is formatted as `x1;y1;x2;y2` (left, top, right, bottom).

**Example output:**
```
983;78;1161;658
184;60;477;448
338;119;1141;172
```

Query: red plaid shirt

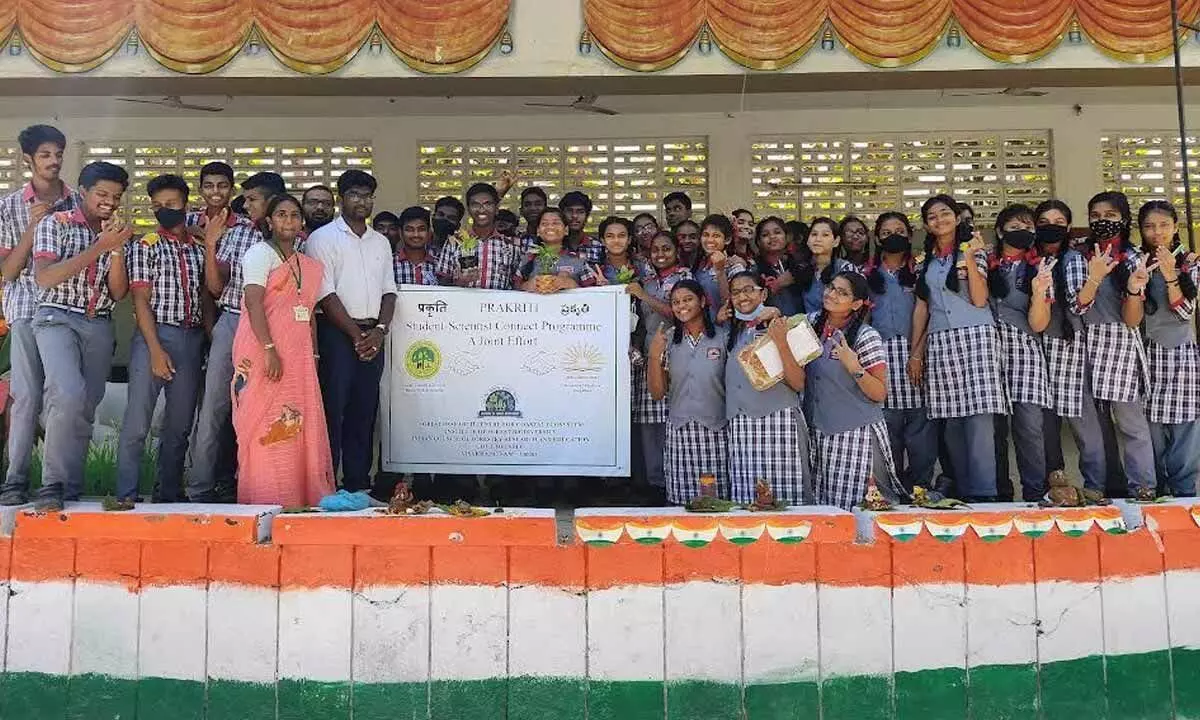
33;207;124;317
128;226;206;327
188;210;261;311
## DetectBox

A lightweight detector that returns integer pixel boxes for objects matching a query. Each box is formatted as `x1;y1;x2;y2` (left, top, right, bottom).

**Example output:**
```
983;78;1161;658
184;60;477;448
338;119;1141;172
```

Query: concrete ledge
271;506;559;547
575;506;855;546
15;502;282;543
853;501;1144;543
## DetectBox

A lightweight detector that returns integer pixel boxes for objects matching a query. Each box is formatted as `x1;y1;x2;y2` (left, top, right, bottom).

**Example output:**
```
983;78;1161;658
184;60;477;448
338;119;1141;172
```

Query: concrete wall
0;499;1196;719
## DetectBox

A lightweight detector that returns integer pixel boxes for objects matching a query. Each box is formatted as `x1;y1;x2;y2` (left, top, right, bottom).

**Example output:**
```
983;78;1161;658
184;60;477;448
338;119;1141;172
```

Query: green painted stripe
1039;655;1107;719
895;667;965;720
1173;647;1200;720
137;677;205;720
588;680;664;720
507;676;585;720
352;681;427;720
276;679;350;720
822;675;893;720
2;672;68;720
744;681;819;719
66;673;136;720
667;680;742;720
207;679;276;720
1106;650;1173;720
967;663;1038;720
429;679;506;720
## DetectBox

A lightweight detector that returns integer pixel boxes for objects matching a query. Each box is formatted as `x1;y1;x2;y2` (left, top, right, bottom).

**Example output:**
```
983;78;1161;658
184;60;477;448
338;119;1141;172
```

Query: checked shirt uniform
805;315;903;510
725;322;811;504
393;251;439;286
1063;244;1155;495
633;266;692;490
662;327;729;505
435;228;521;290
1143;259;1200;496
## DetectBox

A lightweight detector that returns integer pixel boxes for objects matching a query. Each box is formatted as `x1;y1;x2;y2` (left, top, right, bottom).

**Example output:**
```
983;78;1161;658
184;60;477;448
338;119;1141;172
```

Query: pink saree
231;252;334;506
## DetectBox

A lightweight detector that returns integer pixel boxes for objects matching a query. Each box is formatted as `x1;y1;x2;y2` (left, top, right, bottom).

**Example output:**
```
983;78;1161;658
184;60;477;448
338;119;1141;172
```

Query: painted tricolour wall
0;500;1198;719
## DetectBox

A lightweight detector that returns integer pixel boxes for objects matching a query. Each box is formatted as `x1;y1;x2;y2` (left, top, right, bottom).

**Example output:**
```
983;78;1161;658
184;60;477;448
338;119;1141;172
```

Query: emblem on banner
478;388;522;418
404;340;442;380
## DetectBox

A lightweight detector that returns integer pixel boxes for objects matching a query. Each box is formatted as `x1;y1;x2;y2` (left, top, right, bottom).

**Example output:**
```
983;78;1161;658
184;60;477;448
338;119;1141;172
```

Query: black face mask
1089;218;1126;241
1004;229;1036;251
955;222;975;244
879;233;910;254
432;218;459;238
1035;224;1070;247
154;207;187;230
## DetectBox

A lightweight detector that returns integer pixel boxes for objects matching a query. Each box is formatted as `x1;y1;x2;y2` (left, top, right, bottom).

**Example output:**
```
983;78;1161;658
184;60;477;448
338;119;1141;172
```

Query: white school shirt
306;215;398;319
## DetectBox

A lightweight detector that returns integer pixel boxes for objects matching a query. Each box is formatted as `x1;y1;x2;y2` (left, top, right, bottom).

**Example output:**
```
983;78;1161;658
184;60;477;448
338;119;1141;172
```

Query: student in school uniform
0;124;76;506
647;278;729;504
1063;191;1156;500
807;269;906;509
865;211;937;491
674;219;701;270
632;231;692;499
436;183;522;290
30;161;132;511
692;214;741;316
559;191;604;263
114;174;208;507
796;217;854;313
188;171;278;502
598;216;654;286
632;213;660;260
910;194;1008;501
1137;200;1200;496
730;208;756;262
1033;200;1108;493
839;215;872;270
723;271;810;504
987;204;1057;501
514;208;599;292
393;206;439;286
753;216;802;317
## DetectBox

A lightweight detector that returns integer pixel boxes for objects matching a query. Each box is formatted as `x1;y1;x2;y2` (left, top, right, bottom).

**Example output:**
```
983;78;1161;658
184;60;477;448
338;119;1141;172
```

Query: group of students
0;122;1194;511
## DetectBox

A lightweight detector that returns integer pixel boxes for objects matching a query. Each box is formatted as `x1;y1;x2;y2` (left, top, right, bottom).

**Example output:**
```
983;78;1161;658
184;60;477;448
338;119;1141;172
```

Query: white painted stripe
1102;575;1170;656
353;585;430;684
140;585;207;681
208;583;278;684
430;585;506;681
665;581;741;683
278;588;351;682
743;583;818;684
72;582;138;678
587;586;663;682
893;583;966;672
966;583;1038;667
1166;569;1200;649
509;585;585;678
819;585;892;677
6;580;73;674
1035;579;1103;663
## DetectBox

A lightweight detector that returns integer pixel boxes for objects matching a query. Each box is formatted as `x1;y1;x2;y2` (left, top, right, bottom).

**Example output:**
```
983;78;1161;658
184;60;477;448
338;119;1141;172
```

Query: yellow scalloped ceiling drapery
585;0;1200;69
0;0;511;73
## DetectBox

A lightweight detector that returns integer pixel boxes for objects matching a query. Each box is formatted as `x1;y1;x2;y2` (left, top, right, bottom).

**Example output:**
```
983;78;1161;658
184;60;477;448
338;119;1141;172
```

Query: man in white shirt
305;170;397;492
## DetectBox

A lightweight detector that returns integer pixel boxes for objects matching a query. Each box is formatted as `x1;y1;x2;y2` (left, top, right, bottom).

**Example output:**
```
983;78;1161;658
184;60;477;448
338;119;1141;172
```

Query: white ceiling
0;85;1194;119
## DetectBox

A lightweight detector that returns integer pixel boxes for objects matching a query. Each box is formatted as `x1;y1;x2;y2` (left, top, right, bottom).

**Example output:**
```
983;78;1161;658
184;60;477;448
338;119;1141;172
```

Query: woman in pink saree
231;194;334;506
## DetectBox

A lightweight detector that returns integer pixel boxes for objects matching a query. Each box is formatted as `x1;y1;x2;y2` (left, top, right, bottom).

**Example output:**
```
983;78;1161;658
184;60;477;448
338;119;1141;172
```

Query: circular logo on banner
404;340;442;380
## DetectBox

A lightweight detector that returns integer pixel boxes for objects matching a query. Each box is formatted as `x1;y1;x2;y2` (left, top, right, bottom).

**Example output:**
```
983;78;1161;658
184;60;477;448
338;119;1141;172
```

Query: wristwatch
375;323;389;335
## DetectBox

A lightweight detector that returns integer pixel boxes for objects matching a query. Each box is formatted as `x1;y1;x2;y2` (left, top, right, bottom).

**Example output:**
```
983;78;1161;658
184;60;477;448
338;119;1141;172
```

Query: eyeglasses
731;286;764;297
824;285;853;298
469;200;497;211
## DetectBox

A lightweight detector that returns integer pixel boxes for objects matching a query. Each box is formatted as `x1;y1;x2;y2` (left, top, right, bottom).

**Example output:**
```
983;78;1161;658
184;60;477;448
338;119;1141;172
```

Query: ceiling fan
524;94;619;115
946;87;1049;98
115;95;226;112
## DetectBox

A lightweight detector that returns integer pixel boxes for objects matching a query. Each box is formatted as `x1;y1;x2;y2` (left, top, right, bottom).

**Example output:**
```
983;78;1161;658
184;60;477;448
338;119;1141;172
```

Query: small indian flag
1013;513;1055;538
876;516;924;542
671;519;720;548
1054;510;1095;537
1192;506;1200;528
624;519;673;545
765;519;812;544
718;519;765;545
1091;507;1126;535
924;516;971;543
576;519;626;546
969;513;1013;542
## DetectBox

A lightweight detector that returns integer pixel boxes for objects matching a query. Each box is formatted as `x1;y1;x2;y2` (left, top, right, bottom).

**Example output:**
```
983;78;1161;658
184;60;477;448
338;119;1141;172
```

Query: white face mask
735;303;765;321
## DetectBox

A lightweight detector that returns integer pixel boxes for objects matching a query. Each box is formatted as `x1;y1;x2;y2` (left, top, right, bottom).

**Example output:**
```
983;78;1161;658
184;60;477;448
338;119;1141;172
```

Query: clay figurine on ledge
860;477;893;512
911;486;969;510
384;481;434;515
686;474;736;513
745;478;786;512
1041;470;1111;508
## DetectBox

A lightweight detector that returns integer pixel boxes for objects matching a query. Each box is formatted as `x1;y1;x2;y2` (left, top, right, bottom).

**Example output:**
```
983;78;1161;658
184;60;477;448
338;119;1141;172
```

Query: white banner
381;285;632;476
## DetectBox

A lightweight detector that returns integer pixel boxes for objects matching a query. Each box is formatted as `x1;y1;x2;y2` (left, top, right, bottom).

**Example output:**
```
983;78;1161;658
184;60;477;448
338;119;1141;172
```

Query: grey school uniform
922;251;1007;498
635;267;692;488
1063;246;1155;495
663;327;730;505
1143;262;1200;496
870;265;937;490
992;257;1052;500
725;323;811;505
800;258;854;313
804;314;904;510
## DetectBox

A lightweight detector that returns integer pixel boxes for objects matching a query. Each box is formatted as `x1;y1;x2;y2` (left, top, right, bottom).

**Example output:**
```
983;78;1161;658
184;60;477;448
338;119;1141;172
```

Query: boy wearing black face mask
115;174;209;506
430;196;465;257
